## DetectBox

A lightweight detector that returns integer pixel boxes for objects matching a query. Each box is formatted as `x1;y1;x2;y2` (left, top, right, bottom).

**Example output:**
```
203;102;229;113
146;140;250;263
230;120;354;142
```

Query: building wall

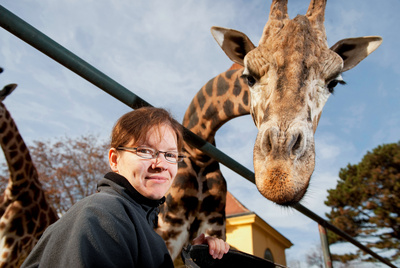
226;214;254;254
252;219;288;266
226;213;292;267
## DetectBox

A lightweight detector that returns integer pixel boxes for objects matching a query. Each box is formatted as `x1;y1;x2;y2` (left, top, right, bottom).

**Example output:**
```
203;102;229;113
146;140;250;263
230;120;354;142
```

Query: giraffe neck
183;67;250;145
0;101;58;267
0;103;38;196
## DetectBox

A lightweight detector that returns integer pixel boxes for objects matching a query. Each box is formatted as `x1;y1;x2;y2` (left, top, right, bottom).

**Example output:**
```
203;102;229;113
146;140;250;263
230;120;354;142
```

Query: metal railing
0;5;396;268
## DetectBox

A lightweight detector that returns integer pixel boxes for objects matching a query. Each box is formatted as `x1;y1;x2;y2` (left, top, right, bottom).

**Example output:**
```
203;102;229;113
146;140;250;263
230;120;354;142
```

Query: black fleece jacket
21;172;174;268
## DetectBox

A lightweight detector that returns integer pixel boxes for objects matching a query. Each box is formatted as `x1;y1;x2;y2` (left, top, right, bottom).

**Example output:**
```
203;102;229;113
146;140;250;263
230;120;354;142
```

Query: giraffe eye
327;75;346;93
241;74;256;87
327;80;338;93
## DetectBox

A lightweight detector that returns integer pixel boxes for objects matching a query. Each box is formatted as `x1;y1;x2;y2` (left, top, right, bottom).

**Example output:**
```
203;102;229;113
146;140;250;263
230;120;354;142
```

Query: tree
0;134;110;216
325;141;400;263
31;134;111;216
305;245;324;268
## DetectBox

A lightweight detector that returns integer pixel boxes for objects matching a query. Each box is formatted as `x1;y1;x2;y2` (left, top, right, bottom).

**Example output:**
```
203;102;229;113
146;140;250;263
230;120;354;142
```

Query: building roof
226;191;251;216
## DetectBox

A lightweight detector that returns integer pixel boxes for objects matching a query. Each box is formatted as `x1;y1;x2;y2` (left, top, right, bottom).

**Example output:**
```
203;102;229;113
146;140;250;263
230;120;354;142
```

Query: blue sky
1;0;399;266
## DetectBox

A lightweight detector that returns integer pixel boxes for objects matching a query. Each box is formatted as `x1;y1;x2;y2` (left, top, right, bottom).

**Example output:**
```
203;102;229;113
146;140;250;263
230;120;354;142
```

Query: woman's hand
192;233;230;259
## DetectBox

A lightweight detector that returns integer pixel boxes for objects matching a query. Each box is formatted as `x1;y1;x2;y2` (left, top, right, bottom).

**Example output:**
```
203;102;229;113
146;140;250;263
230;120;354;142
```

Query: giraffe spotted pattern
156;65;249;260
0;75;58;268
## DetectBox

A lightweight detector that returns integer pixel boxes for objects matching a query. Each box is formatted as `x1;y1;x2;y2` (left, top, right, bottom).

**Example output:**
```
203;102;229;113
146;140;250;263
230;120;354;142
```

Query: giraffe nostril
265;132;273;153
293;134;302;151
289;132;305;157
260;127;279;155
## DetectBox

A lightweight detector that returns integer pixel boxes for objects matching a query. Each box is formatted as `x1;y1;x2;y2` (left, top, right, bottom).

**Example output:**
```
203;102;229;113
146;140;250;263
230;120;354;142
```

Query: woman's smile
146;175;169;182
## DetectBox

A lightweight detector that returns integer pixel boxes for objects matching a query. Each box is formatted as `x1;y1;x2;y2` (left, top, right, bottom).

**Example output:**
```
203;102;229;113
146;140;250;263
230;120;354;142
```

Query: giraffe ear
211;26;256;66
330;36;382;72
0;84;17;102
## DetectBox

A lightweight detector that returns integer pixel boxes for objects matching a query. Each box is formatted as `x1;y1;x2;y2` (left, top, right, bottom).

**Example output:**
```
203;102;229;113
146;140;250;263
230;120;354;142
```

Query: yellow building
225;192;293;267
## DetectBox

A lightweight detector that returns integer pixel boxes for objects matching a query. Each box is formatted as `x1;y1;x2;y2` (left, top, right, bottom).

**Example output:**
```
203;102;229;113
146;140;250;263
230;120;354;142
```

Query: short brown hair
110;107;183;151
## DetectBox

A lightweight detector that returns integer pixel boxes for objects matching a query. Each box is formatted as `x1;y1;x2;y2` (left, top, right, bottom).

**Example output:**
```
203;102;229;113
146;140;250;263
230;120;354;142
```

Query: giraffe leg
197;169;227;241
198;210;226;241
157;211;191;260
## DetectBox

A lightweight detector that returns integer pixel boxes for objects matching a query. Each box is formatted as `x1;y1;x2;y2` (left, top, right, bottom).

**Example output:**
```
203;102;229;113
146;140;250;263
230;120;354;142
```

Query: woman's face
109;124;179;200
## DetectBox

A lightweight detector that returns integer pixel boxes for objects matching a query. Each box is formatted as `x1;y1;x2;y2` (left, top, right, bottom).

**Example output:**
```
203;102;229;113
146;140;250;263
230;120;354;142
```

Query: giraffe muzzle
253;123;315;205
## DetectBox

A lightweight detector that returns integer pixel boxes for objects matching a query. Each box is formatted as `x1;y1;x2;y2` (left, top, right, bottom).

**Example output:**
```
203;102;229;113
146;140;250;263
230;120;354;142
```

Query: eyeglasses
116;146;185;163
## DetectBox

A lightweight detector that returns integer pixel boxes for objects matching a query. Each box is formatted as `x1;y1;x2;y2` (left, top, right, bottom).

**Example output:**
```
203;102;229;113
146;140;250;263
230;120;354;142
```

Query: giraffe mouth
255;164;312;205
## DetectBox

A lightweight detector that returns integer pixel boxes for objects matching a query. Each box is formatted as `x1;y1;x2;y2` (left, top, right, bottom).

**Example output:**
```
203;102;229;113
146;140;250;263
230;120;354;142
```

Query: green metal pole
293;204;396;268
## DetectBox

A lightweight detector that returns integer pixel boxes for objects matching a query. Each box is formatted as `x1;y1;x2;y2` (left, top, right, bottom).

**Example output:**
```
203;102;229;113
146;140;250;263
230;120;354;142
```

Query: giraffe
0;69;58;267
157;0;382;261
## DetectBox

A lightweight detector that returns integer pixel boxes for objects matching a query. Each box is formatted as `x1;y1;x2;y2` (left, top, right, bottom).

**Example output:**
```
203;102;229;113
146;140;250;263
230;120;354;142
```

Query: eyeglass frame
116;146;185;163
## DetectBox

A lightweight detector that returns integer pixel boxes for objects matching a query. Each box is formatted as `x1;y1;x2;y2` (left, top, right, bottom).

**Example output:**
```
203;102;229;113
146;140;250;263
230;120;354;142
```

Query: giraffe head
0;67;17;111
211;0;382;205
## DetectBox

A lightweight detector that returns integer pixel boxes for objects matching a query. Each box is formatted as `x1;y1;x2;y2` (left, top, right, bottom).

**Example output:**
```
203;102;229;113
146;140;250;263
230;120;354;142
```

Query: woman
22;107;229;267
